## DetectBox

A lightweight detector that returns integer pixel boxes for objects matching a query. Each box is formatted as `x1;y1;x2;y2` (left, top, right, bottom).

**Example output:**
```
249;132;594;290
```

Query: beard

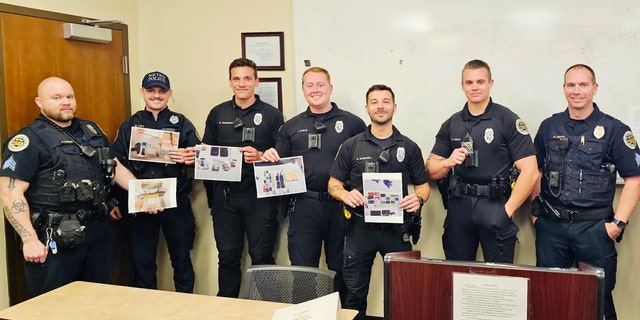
46;110;74;124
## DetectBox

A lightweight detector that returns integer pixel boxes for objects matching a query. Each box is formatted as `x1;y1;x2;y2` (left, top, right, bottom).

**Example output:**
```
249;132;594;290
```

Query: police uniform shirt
275;102;366;191
430;99;535;183
329;125;429;201
2;115;109;182
1;115;110;210
534;104;640;206
202;95;284;191
111;107;201;172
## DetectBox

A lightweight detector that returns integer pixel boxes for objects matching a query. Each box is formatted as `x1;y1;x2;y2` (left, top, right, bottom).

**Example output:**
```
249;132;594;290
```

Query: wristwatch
611;218;627;230
417;196;425;207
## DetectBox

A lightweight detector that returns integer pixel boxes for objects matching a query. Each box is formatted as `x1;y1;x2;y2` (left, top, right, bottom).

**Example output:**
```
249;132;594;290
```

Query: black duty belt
550;204;613;222
351;212;395;230
460;183;491;197
304;190;331;200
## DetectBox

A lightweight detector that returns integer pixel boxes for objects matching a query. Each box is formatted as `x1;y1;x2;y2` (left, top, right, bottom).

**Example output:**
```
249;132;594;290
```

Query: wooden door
0;4;131;304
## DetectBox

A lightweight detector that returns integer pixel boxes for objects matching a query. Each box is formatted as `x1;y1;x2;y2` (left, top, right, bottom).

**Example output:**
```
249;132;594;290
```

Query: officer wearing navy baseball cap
142;71;170;90
111;70;200;293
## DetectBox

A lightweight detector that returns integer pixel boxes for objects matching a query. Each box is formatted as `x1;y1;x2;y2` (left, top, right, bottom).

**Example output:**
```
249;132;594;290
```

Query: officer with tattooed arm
0;77;138;297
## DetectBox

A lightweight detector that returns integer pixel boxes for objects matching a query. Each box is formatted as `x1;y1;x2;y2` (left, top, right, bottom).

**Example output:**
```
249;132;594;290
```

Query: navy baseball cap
142;71;170;90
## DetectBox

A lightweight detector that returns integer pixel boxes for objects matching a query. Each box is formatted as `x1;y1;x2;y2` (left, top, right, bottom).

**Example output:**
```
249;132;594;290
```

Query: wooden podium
383;251;604;320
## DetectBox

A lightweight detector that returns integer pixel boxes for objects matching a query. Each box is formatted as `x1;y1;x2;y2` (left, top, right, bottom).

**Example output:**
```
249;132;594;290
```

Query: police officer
426;59;538;263
203;58;285;297
328;84;429;319
262;67;366;302
111;71;200;293
531;64;640;320
0;77;135;297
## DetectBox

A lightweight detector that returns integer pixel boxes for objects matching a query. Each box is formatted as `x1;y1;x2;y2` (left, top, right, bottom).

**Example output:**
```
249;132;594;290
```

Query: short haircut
302;67;331;86
564;64;596;84
462;59;492;80
366;84;395;103
228;58;258;79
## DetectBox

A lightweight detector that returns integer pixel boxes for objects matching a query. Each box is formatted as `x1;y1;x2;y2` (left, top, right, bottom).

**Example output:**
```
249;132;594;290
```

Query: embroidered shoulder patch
623;131;637;149
515;119;529;135
7;134;29;152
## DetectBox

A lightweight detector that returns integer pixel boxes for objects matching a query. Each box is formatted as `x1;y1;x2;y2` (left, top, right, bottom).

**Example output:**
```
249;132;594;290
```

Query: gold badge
86;124;98;135
593;126;605;139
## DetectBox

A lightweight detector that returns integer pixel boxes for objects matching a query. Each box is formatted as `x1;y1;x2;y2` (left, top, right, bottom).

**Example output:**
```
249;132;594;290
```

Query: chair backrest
239;265;336;304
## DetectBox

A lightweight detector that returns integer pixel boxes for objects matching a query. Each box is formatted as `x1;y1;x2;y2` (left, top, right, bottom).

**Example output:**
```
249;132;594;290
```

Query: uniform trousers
343;217;411;320
288;196;347;302
442;194;519;262
129;194;196;293
535;216;618;320
211;187;278;297
25;218;115;297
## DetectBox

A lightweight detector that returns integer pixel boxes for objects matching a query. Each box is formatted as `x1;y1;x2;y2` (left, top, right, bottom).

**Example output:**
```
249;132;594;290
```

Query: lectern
384;251;604;320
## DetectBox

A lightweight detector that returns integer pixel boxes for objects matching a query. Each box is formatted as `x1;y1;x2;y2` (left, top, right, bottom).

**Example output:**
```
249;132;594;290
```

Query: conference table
0;281;358;319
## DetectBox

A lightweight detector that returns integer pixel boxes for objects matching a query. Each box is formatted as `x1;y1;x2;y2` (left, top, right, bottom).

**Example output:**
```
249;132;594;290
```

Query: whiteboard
293;1;640;154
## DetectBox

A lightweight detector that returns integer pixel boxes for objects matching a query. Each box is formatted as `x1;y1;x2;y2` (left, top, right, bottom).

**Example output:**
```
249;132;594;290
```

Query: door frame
0;3;131;305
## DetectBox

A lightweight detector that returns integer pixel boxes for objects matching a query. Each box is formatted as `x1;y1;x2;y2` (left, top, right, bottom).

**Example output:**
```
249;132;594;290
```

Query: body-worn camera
308;133;321;149
98;147;116;181
242;127;255;142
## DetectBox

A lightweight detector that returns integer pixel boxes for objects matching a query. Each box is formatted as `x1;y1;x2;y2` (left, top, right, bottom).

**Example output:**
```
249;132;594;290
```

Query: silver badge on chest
484;128;494;144
396;147;405;162
335;120;344;133
254;113;263;126
170;115;179;124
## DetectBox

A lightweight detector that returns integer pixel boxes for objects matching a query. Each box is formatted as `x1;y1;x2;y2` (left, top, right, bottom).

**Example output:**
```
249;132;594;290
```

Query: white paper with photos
128;178;177;213
363;172;403;223
253;156;306;198
128;127;179;164
194;145;242;181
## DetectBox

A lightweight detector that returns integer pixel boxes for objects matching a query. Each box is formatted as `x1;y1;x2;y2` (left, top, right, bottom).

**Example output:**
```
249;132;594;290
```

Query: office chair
239;265;336;304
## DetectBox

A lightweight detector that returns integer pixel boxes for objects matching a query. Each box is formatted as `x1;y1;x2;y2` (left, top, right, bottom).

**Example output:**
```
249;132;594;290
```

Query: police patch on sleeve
515;119;529;135
7;134;29;152
623;131;637;149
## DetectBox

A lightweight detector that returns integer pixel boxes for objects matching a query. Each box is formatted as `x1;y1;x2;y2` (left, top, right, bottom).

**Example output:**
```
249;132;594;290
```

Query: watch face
613;218;627;229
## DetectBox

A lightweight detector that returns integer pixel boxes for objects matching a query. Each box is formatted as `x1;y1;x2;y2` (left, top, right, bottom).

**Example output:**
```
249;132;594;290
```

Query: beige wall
1;1;639;319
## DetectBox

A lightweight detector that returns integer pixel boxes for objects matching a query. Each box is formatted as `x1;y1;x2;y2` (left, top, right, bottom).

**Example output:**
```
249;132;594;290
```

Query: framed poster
241;31;285;70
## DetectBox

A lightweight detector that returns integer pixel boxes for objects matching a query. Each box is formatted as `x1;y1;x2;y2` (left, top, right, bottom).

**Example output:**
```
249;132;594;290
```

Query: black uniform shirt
430;99;535;183
534;104;640;206
202;95;284;191
330;125;429;199
275;102;366;191
111;107;201;164
1;115;109;183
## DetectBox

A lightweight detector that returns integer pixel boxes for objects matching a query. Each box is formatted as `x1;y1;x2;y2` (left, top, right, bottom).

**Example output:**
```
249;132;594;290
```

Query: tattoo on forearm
11;199;27;214
3;205;32;239
328;185;341;195
7;177;15;191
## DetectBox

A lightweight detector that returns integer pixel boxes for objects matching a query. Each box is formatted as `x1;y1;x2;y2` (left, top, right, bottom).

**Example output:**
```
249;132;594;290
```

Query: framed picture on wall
241;32;285;70
255;77;282;111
